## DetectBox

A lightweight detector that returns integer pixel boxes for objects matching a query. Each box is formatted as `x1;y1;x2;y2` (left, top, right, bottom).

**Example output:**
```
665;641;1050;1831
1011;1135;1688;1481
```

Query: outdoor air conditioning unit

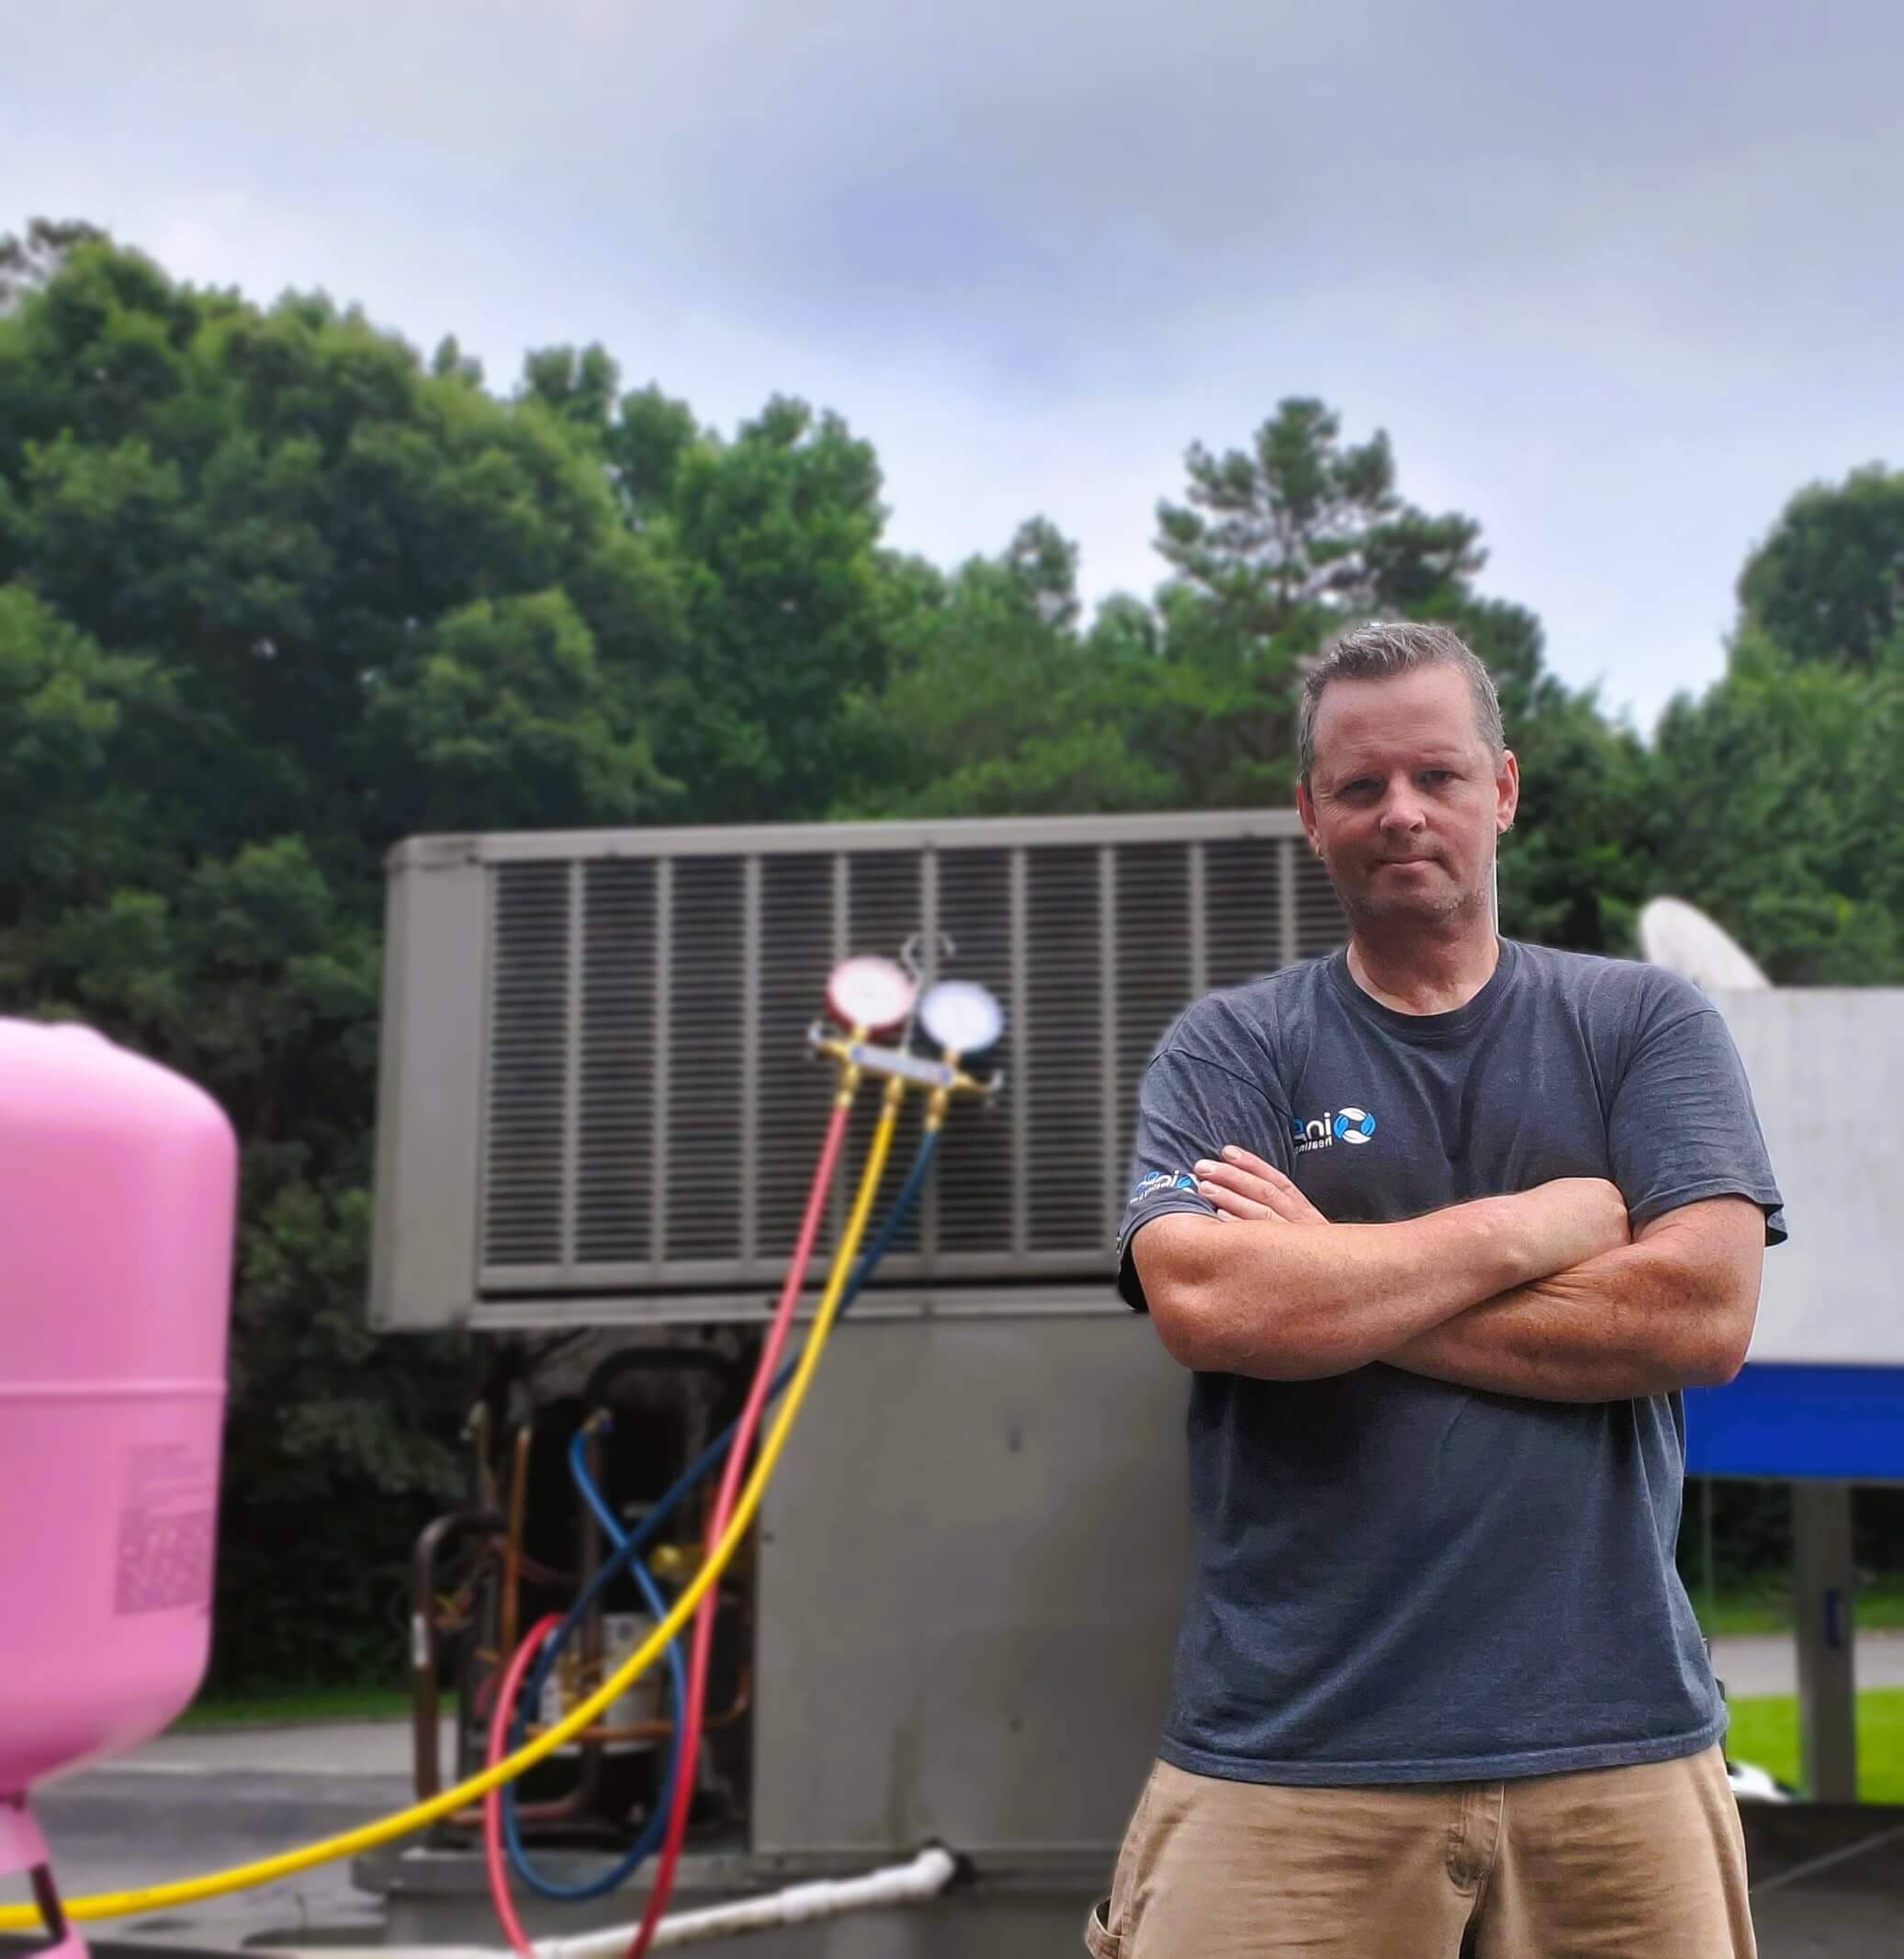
368;809;1341;1332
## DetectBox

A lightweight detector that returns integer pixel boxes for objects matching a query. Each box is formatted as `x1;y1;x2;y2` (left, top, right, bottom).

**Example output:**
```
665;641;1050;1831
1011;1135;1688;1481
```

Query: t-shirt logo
1129;1167;1200;1208
1292;1106;1377;1154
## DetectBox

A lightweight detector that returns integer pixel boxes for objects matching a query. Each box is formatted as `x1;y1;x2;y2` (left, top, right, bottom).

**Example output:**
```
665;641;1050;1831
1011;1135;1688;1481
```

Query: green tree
1155;398;1483;641
653;395;896;821
518;342;621;443
1496;672;1652;954
841;520;1169;817
1648;634;1902;982
0;217;103;311
0;230;690;1685
1137;400;1564;815
1739;464;1904;672
16;217;1898;1668
605;382;702;520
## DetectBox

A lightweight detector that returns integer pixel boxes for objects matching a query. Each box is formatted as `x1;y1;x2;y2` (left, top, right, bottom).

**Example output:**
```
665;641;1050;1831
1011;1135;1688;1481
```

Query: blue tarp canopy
1684;1364;1904;1481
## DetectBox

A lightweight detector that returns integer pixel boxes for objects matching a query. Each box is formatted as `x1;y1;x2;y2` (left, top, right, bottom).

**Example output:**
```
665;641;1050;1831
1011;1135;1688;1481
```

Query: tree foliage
1649;634;1903;982
1;222;1898;1680
0;237;689;1683
1739;464;1904;672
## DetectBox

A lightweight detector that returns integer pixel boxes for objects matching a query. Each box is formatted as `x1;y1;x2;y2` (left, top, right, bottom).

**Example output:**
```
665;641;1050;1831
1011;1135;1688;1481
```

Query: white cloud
4;0;1901;730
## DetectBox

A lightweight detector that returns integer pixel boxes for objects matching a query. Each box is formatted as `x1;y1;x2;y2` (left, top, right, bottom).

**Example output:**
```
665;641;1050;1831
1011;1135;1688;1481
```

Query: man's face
1295;664;1518;937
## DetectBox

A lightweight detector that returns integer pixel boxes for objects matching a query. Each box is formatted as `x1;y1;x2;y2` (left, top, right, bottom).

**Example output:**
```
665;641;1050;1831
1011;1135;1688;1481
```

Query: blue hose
501;1129;941;1900
498;1431;691;1900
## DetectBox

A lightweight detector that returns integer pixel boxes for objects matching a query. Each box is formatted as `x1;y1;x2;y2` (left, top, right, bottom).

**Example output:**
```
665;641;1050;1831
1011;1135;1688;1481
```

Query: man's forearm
1386;1234;1752;1402
1135;1184;1619;1381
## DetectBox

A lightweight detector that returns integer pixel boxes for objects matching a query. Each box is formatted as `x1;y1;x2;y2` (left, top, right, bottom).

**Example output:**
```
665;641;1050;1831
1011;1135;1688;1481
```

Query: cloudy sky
6;0;1900;732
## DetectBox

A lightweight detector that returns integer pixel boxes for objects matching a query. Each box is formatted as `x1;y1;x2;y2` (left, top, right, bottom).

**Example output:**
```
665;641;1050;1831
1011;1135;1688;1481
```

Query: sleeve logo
1128;1167;1201;1208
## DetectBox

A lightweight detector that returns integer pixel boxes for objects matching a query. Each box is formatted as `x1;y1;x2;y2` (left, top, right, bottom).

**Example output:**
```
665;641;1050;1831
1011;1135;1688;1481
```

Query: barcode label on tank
115;1442;218;1616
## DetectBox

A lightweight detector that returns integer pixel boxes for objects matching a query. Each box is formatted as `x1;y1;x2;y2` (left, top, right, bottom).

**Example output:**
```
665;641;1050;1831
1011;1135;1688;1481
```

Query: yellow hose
2;1085;903;1931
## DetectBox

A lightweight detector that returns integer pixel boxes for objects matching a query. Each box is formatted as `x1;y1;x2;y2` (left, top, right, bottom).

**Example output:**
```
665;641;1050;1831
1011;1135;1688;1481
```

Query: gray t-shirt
1119;938;1786;1785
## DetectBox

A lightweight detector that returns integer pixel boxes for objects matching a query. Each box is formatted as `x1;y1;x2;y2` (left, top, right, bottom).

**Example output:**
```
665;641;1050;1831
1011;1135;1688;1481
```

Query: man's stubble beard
1325;856;1493;947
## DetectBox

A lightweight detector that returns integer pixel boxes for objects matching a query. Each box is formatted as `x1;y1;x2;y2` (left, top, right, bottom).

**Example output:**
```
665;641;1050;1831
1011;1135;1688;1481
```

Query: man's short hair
1298;621;1505;784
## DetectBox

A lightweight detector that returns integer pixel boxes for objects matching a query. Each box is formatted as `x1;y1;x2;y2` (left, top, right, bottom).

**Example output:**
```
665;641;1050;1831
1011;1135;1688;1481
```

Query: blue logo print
1293;1107;1376;1154
1128;1167;1202;1209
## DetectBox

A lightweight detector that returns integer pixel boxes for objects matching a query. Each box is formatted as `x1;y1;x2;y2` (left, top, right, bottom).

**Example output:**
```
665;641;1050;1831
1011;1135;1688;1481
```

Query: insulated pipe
557;1847;959;1955
410;1510;502;1802
467;1403;499;1513
491;1428;694;1909
483;1616;568;1957
420;1499;598;1830
574;1428;605;1788
499;1428;534;1672
253;1847;959;1959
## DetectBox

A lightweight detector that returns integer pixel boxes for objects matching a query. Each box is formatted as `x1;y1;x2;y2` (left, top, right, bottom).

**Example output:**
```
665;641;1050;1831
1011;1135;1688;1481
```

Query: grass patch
175;1685;412;1730
1694;1579;1904;1638
1725;1689;1904;1803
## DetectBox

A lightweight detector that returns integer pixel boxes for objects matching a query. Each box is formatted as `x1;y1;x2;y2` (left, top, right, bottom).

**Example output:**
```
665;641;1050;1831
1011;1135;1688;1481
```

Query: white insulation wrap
545;1845;960;1955
261;1847;961;1959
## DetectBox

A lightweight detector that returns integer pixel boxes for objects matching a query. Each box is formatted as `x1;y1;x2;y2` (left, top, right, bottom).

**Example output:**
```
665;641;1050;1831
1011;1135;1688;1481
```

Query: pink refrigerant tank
0;1019;237;1952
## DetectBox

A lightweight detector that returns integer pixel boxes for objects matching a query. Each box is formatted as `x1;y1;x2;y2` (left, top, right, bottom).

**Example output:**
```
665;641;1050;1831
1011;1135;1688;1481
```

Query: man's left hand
1193;1147;1328;1227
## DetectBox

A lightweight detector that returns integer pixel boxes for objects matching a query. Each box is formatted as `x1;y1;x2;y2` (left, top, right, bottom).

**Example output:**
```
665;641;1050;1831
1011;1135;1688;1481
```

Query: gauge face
825;954;916;1034
918;979;1004;1056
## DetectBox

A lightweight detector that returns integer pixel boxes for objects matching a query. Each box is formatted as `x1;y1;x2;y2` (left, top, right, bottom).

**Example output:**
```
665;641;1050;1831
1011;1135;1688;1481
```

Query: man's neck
1346;924;1502;1018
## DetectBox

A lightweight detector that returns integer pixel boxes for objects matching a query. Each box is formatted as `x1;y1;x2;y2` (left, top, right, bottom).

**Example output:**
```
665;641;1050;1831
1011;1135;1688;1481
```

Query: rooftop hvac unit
369;810;1340;1331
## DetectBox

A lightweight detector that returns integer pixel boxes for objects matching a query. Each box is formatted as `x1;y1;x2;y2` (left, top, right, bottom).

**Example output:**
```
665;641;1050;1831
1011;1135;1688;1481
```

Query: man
1086;622;1785;1958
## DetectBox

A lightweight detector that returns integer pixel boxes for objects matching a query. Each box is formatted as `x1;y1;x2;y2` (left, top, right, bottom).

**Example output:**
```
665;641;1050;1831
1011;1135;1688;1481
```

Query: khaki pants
1085;1746;1754;1958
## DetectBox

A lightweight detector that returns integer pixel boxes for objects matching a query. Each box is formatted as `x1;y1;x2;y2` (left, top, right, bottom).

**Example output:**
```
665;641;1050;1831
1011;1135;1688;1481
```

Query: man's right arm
1132;1178;1629;1379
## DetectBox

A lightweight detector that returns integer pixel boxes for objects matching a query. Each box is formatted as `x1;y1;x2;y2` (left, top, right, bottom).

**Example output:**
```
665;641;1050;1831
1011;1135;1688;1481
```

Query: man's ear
1296;777;1324;857
1495;749;1520;833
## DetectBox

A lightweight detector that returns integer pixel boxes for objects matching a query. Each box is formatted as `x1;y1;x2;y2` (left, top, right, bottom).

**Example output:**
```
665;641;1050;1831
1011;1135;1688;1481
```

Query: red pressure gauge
824;955;916;1036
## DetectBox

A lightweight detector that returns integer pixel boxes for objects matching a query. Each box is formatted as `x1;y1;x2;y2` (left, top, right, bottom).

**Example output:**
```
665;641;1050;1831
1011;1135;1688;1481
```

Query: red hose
623;1096;854;1958
483;1614;564;1958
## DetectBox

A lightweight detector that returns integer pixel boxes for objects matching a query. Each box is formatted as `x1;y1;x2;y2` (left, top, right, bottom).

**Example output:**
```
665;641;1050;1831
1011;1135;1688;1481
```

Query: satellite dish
1639;897;1771;994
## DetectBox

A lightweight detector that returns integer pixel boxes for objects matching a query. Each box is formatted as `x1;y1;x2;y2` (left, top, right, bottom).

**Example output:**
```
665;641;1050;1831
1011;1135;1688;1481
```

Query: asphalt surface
6;1649;1903;1956
1;1766;396;1950
0;1722;447;1948
1714;1628;1904;1699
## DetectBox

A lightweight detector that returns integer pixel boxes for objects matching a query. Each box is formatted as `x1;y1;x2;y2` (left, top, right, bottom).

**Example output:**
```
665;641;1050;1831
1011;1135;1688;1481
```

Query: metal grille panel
1205;838;1283;988
482;863;570;1267
933;850;1014;1258
577;860;655;1265
1113;844;1193;1229
664;857;745;1260
460;812;1327;1312
755;854;837;1266
840;852;926;1257
1023;848;1104;1255
1293;848;1347;956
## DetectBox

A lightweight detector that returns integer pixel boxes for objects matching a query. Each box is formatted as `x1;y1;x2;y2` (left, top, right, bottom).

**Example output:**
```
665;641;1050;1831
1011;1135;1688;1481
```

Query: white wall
1714;989;1904;1366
